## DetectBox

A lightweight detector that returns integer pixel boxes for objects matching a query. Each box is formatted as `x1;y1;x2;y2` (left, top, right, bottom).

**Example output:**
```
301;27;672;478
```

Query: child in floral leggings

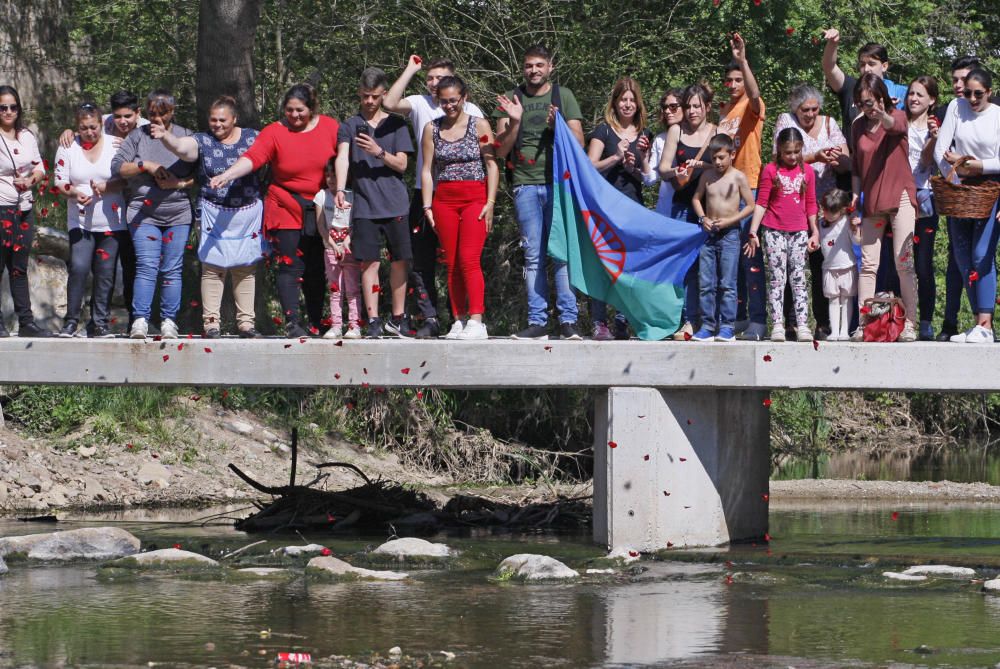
744;128;820;342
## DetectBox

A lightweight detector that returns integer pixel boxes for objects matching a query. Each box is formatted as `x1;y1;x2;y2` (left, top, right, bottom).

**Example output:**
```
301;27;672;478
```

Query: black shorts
350;216;413;262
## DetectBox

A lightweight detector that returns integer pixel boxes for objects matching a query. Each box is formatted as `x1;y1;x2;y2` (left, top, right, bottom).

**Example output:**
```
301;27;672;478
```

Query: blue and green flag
548;113;706;340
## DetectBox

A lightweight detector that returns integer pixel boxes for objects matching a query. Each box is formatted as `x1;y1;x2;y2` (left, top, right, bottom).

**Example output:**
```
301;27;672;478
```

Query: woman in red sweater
211;84;339;337
849;74;918;342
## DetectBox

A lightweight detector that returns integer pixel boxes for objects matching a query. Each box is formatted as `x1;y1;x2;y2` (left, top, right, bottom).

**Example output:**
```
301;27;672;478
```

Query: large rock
902;565;976;578
0;527;140;561
982;579;1000;593
2;255;66;333
306;556;408;581
495;554;578;581
112;548;219;569
34;226;70;260
373;538;454;558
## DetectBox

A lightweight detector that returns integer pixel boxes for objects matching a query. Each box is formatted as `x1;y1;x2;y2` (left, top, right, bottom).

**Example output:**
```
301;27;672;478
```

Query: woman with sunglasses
54;103;127;338
849;74;918;343
0;85;50;337
933;68;1000;343
649;89;684;214
772;83;850;340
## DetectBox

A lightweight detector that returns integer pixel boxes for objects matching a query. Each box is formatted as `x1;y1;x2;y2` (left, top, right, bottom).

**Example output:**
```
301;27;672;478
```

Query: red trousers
432;180;488;316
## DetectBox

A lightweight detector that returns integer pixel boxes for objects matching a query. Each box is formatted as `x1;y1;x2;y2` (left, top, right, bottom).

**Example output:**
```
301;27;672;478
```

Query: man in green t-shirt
494;45;585;340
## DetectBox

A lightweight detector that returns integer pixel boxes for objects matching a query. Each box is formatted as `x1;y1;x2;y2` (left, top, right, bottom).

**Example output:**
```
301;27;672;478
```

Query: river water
2;503;1000;668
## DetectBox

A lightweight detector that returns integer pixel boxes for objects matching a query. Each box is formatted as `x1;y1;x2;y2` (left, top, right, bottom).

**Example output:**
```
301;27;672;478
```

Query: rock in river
112;548;219;569
0;527;140;561
373;537;454;558
307;556;408;581
883;571;928;582
0;555;7;575
902;565;975;578
495;554;578;581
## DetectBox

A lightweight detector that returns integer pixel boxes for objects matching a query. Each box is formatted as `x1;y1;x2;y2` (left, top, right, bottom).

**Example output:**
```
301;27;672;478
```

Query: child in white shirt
819;188;861;340
314;158;362;339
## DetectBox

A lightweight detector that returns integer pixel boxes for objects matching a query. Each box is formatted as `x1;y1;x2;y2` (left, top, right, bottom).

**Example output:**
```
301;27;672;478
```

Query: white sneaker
795;325;813;342
950;327;974;343
323;326;342;339
457;319;488;340
160;318;179;339
130;317;148;339
770;325;785;342
444;319;466;340
961;325;994;344
343;324;363;339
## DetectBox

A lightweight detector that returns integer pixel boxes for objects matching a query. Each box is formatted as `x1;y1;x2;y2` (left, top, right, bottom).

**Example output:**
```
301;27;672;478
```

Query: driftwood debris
230;428;590;534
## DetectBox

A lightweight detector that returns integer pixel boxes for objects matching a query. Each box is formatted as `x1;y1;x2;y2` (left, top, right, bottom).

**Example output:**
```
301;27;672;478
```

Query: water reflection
773;445;1000;484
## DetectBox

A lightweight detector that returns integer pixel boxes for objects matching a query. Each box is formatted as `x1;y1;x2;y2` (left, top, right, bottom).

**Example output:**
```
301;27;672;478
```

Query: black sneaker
204;328;221;339
285;322;309;338
383;315;413;338
936;322;958;342
58;321;79;338
511;324;549;340
88;324;115;338
559;322;582;340
612;318;630;341
238;327;261;339
415;318;440;339
366;317;383;339
19;322;51;338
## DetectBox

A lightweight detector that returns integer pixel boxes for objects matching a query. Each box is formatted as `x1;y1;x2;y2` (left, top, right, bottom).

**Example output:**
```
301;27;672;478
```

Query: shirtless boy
690;134;755;342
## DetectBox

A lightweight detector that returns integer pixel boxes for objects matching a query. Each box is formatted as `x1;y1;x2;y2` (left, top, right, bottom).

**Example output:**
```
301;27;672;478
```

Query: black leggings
66;228;128;327
0;207;36;326
407;194;439;319
271;228;325;328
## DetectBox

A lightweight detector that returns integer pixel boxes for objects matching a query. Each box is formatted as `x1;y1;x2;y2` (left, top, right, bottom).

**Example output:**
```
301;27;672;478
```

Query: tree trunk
196;0;264;130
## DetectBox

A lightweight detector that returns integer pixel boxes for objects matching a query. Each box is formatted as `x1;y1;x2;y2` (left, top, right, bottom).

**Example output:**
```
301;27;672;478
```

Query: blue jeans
514;184;578;325
131;222;191;321
736;190;766;324
670;201;701;326
948;196;1000;316
698;227;740;331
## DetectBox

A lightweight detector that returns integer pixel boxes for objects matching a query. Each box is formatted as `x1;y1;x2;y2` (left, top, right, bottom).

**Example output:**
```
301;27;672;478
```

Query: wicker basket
931;156;1000;219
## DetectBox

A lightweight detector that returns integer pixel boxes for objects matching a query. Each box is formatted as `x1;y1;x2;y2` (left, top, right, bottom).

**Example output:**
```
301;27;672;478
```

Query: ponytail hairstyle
209;95;239;119
820;188;852;226
774;126;807;198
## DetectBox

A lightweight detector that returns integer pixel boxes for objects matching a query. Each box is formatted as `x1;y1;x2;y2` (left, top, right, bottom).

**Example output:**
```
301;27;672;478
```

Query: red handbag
862;295;906;343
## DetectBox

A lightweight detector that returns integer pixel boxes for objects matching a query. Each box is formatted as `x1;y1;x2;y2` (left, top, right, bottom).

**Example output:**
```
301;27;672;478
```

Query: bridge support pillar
593;387;770;550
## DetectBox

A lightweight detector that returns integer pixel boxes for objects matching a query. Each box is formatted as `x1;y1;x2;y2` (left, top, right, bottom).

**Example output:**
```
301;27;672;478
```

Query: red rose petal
177;343;184;351
812;339;819;351
679;457;687;462
371;284;380;293
785;26;794;36
608;440;618;449
335;341;343;347
762;493;769;501
478;134;489;143
143;198;152;207
283;343;292;349
762;398;772;407
416;391;424;399
969;270;980;282
643;454;650;461
162;354;169;362
413;56;422;65
173;543;181;549
763;354;772;362
913;235;919;244
272;316;282;325
563;170;571;180
891;511;899;521
400;367;410;374
764;532;771;542
628;550;639;558
420;360;427;368
663;491;671;496
204;347;212;353
321;547;332;556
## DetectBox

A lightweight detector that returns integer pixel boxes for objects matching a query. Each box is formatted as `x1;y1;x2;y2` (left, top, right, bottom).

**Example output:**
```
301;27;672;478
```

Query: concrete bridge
0;338;980;551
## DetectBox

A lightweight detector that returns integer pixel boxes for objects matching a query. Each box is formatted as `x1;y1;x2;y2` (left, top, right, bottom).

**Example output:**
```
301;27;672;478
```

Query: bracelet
336;189;346;194
376;149;386;160
486;199;495;204
423;204;432;210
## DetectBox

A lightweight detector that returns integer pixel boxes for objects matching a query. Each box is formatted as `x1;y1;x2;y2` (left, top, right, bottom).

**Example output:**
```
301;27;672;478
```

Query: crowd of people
0;30;997;343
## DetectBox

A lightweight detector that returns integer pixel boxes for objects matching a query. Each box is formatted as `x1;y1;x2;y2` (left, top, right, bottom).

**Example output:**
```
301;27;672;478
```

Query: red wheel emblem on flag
583;210;626;282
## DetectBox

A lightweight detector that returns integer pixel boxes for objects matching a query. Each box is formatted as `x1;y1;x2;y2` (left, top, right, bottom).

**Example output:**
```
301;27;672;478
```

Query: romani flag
548;113;706;340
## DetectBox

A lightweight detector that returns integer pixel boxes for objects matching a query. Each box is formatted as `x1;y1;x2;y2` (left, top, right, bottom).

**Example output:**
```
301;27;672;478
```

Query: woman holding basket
933;68;1000;343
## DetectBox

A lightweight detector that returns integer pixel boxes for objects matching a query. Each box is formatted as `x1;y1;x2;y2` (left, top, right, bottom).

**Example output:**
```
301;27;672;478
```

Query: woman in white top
54;103;127;338
648;88;684;215
904;76;940;340
0;85;49;337
933;68;1000;344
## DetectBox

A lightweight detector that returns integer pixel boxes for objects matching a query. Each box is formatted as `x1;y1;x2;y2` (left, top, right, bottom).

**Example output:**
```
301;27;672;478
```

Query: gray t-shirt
110;124;196;226
337;113;413;219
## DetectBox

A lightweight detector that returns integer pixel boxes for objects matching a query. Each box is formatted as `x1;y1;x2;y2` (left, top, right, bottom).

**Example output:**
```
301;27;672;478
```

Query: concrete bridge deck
0;337;982;552
0;337;983;391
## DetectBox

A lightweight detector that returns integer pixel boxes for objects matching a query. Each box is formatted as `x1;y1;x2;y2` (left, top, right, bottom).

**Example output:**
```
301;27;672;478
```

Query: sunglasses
857;99;878;109
78;102;97;111
660;103;681;112
963;89;987;100
0;104;19;113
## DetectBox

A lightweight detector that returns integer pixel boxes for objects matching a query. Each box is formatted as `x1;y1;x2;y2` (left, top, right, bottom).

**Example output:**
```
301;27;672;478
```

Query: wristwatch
136;159;144;172
697;216;706;225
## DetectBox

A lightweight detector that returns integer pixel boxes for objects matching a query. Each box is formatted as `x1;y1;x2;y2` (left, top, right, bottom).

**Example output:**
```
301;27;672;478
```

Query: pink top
756;162;817;232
